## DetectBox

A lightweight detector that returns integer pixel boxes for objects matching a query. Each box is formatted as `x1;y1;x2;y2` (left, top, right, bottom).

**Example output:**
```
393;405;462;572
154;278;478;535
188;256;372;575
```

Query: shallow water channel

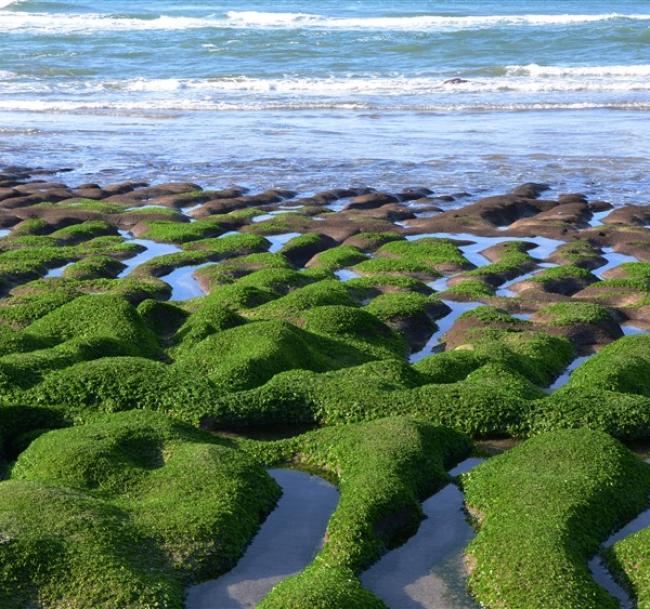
185;468;338;609
116;230;182;278
159;263;211;301
409;302;483;363
545;354;595;393
589;459;650;609
361;458;484;609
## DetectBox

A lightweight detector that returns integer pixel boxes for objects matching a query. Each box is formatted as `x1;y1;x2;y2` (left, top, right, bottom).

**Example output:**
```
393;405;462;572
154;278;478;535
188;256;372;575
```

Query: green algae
0;410;279;609
463;429;650;609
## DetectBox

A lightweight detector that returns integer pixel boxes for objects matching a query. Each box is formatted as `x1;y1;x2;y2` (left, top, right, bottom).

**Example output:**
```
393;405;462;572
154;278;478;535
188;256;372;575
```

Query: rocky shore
2;165;650;609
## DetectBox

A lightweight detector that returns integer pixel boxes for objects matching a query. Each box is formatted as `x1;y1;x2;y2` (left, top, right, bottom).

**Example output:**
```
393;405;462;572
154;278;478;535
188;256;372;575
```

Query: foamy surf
1;0;650;202
3;72;650;97
2;10;650;34
224;10;650;30
505;64;650;77
1;99;649;113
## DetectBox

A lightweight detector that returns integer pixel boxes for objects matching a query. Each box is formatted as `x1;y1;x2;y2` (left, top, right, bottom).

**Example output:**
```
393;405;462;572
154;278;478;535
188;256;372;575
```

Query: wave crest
3;72;650;96
224;10;650;30
1;10;650;34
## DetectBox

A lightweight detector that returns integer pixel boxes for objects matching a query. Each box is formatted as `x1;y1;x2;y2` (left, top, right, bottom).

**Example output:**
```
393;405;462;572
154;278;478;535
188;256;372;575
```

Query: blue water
1;0;650;199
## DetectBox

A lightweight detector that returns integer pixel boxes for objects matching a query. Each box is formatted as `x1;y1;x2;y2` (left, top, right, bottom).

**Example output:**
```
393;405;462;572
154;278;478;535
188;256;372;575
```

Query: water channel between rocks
116;230;182;278
185;468;338;609
589;459;650;609
361;458;485;609
410;302;483;363
545;354;594;393
159;263;211;301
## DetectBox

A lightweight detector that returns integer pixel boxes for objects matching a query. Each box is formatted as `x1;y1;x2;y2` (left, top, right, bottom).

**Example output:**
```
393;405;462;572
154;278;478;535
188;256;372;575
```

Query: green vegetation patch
50;220;117;244
462;241;534;283
354;237;468;277
62;255;125;280
24;294;161;359
562;334;650;395
247;279;356;321
346;274;432;297
182;233;269;257
9;218;49;237
536;302;615;327
553;240;603;267
35;198;128;214
194;252;291;288
0;410;279;609
138;218;224;243
174;318;373;392
364;292;442;323
242;213;313;235
463;429;650;609
444;278;495;298
208;356;534;436
530;264;595;284
306;244;368;270
301;304;407;360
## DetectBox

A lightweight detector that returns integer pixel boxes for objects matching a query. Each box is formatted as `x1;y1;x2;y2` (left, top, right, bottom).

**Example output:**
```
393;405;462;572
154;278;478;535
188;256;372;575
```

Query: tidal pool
185;468;338;609
361;458;485;609
409;301;483;363
589;459;650;609
592;248;638;279
44;261;74;278
545;354;595;393
160;263;211;301
116;230;183;277
266;232;302;254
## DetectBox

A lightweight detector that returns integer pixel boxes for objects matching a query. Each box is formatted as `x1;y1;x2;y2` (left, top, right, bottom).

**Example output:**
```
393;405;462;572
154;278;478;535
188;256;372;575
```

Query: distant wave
0;0;23;9
2;99;650;113
3;72;650;96
2;10;650;34
505;63;650;77
223;10;650;30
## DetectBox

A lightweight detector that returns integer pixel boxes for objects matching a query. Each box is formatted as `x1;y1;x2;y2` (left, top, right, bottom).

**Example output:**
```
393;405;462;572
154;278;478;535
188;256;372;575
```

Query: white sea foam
505;63;650;78
1;10;650;34
224;10;650;30
1;98;649;113
3;72;650;97
0;13;219;32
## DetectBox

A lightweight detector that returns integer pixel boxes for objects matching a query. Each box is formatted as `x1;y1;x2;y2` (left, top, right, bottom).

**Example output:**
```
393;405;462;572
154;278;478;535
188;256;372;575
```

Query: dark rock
71;187;106;200
344;192;400;211
510;183;550;199
103;181;150;195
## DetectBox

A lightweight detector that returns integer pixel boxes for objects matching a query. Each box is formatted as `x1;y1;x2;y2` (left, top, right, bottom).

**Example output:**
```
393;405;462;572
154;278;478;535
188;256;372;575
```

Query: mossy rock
25;294;161;359
463;429;650;609
174;319;372;392
138;218;224;243
0;410;279;609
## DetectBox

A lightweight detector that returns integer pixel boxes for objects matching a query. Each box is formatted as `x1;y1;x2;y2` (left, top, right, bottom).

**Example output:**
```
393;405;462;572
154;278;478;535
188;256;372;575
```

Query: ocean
1;0;650;201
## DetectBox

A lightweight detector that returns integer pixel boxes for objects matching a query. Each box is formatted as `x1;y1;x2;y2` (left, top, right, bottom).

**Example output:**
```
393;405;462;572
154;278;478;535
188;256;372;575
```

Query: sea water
1;0;650;200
